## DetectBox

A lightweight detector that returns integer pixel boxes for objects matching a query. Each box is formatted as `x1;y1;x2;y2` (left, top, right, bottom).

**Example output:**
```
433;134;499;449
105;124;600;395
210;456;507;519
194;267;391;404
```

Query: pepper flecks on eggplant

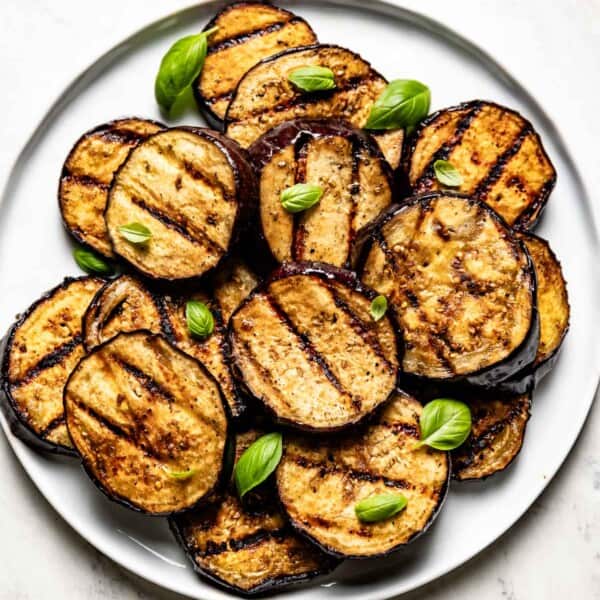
105;127;257;281
64;331;229;515
224;44;405;169
276;391;450;558
247;118;394;269
1;276;105;455
404;101;556;229
359;193;539;388
228;262;400;432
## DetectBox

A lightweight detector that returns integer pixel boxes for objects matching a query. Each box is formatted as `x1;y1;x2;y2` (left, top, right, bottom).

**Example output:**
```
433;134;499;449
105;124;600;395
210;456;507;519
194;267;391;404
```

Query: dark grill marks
346;138;361;268
197;527;289;558
61;172;109;190
114;356;178;407
206;19;295;56
291;134;309;260
39;415;66;440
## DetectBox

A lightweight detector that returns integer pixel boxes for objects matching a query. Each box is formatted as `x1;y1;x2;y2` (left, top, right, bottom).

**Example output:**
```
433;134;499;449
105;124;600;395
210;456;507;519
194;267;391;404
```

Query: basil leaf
288;66;336;92
280;183;323;213
118;222;152;244
369;295;388;321
355;493;407;523
73;248;114;275
164;467;196;480
234;432;282;498
418;398;472;451
154;27;218;112
365;79;430;131
433;160;463;187
185;300;214;338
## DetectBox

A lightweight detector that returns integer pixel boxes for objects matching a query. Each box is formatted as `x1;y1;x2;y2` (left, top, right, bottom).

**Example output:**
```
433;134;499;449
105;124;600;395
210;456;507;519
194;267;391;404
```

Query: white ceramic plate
1;1;599;598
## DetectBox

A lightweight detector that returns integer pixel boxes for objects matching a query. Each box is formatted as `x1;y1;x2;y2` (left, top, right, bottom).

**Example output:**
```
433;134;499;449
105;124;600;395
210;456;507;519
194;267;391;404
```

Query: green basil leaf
418;398;472;451
433;160;463;187
355;492;407;523
369;295;388;321
154;27;218;112
280;183;323;213
288;66;336;92
185;300;214;338
118;222;152;244
164;467;196;480
234;432;282;498
365;79;431;131
73;248;114;275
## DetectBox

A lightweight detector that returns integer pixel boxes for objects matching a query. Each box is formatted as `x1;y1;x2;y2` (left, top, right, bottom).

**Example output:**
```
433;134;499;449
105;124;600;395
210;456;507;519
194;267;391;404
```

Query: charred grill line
197;527;289;558
61;172;109;190
38;414;66;439
114;357;179;407
345;137;361;268
292;134;309;261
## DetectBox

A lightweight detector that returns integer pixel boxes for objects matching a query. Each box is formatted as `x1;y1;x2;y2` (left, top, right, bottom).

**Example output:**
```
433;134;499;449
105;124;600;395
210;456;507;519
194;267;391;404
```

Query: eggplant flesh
170;430;338;595
276;391;450;558
248;118;393;268
359;193;539;388
404;101;556;230
1;276;105;455
59;118;164;258
229;262;400;432
210;256;260;322
196;2;318;125
64;331;229;515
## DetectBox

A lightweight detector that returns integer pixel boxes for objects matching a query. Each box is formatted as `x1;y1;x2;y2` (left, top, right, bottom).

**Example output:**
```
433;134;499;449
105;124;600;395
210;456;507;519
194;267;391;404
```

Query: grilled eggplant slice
196;2;318;125
105;127;257;281
170;430;338;595
405;101;556;229
276;391;450;558
452;392;531;480
359;193;539;388
59;118;164;258
229;262;400;431
1;276;104;454
64;331;229;515
211;256;260;322
248;119;393;268
225;44;405;169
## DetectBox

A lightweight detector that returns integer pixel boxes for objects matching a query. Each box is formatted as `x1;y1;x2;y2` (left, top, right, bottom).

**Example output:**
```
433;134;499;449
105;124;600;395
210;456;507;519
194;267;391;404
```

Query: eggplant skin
64;331;231;515
195;2;318;126
1;276;105;456
358;193;540;389
403;100;556;230
247;118;394;269
229;261;402;432
276;391;450;559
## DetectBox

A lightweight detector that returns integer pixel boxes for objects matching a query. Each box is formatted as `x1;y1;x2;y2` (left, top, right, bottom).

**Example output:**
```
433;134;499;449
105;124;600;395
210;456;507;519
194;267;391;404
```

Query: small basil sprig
73;248;114;275
369;295;388;321
118;222;152;244
365;79;430;131
417;398;471;451
355;493;407;523
164;467;196;480
434;160;463;187
155;27;218;113
185;300;214;338
288;66;336;92
280;183;323;213
234;432;282;498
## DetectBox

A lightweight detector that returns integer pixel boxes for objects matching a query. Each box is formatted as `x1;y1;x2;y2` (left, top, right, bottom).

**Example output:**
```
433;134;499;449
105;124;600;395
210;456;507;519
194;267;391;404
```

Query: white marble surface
0;1;599;599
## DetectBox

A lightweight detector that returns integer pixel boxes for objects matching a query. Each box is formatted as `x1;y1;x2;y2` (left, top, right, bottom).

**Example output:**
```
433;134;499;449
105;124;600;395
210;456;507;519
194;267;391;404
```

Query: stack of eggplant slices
1;2;570;596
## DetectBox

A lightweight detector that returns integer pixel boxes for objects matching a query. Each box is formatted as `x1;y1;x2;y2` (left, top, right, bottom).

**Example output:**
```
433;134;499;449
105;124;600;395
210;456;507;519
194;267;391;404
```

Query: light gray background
0;1;598;598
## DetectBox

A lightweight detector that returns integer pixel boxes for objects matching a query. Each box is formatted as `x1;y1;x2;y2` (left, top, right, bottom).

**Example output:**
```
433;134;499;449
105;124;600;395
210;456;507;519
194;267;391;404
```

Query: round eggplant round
247;118;394;268
276;391;450;559
64;331;229;515
228;262;401;432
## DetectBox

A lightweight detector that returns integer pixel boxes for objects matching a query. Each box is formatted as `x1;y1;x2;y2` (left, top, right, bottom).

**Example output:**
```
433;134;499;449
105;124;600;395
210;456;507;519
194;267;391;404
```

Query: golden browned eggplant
404;101;556;229
196;2;318;125
59;118;164;258
276;391;450;558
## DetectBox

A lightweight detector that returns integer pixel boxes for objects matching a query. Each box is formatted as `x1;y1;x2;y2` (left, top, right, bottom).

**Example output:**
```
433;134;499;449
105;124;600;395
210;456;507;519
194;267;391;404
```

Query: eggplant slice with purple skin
276;391;450;558
170;429;339;596
224;44;405;169
59;118;165;258
359;193;539;389
195;2;318;126
1;276;105;455
105;127;257;281
229;262;400;432
247;118;394;269
64;331;229;515
404;101;556;230
452;392;532;481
